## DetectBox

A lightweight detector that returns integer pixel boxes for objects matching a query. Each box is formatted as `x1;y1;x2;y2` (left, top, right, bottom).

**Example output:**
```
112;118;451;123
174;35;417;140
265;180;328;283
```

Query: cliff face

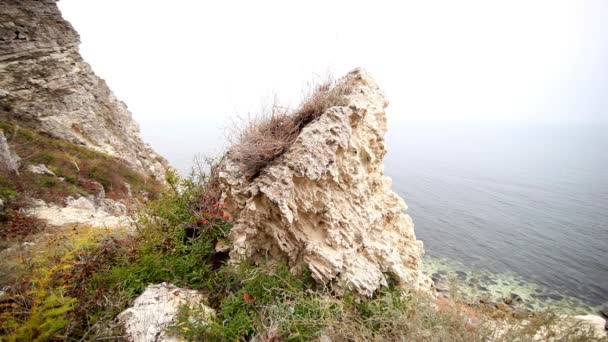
0;0;166;181
219;69;430;296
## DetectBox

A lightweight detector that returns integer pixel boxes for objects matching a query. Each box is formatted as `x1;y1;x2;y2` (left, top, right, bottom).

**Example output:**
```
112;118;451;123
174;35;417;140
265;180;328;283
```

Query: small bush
0;226;113;340
38;176;57;188
229;79;352;179
0;174;17;199
30;151;56;165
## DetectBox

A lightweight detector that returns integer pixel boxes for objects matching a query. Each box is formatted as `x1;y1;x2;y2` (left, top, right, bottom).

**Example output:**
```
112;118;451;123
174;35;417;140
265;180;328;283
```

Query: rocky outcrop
0;0;166;181
117;283;214;342
219;69;430;296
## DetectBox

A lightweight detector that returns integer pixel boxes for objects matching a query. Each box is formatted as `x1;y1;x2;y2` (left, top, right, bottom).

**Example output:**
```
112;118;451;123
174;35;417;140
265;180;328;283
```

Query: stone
99;198;127;216
26;197;132;228
0;130;20;174
219;69;429;297
117;283;214;342
66;196;95;211
0;0;167;183
27;163;56;177
571;315;607;338
510;292;523;303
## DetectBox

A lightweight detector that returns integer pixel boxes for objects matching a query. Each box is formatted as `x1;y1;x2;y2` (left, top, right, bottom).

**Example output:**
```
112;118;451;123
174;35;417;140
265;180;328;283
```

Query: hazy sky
57;1;608;168
59;0;608;121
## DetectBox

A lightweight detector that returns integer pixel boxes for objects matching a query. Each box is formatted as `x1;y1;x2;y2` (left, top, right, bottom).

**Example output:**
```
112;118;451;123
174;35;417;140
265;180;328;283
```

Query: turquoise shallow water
386;122;608;309
422;255;598;314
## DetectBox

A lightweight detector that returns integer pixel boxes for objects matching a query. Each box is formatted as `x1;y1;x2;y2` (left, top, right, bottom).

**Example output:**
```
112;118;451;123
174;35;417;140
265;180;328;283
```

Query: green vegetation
0;120;162;204
0;166;604;341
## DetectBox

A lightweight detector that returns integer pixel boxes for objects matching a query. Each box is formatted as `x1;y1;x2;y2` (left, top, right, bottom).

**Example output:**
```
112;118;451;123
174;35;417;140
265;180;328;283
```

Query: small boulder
510;293;523;303
27;164;56;177
117;283;214;342
99;199;127;216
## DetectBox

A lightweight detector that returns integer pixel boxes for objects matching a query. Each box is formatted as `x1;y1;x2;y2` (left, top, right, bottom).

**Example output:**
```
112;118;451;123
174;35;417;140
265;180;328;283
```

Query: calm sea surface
385;122;608;307
144;120;608;308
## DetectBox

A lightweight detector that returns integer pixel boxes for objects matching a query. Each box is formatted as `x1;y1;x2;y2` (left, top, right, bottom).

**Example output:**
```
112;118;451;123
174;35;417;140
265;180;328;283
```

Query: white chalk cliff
219;69;430;296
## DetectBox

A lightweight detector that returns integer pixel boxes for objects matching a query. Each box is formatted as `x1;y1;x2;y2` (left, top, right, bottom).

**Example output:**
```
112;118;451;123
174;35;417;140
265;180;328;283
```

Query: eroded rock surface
117;283;214;342
27;196;131;228
219;68;429;296
0;0;166;181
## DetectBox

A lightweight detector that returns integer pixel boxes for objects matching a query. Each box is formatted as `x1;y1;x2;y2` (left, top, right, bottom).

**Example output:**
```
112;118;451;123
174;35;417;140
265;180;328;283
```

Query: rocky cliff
0;0;166;181
219;69;430;296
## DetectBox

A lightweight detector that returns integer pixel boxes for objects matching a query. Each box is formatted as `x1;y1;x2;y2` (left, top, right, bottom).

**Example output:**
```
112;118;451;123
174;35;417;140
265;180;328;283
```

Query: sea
143;120;608;313
385;121;607;312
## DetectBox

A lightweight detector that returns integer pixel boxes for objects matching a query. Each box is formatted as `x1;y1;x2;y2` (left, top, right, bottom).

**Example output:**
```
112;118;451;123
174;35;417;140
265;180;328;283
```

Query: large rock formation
219;69;430;296
0;0;166;181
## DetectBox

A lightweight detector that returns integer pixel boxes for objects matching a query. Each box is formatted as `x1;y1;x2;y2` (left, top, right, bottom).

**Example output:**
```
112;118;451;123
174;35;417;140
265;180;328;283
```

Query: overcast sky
58;0;608;169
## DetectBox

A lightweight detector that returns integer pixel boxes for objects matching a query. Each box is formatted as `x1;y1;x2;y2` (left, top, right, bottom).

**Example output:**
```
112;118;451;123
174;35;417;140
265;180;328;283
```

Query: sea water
385;121;608;312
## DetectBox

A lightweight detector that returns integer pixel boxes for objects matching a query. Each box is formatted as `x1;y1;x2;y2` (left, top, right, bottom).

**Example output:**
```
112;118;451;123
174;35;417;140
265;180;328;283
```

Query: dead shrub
228;78;352;179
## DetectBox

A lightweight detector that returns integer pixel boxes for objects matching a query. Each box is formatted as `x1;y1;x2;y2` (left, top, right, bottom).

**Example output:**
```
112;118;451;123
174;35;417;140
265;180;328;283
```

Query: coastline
423;255;602;316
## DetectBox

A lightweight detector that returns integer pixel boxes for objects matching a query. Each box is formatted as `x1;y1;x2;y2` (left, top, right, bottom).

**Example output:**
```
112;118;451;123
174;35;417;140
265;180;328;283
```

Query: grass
228;78;352;179
0;120;162;204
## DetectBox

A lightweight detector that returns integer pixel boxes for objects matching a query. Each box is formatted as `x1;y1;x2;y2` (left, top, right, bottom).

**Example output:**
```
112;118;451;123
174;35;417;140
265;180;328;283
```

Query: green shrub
0;176;17;199
30;152;56;165
38;176;57;188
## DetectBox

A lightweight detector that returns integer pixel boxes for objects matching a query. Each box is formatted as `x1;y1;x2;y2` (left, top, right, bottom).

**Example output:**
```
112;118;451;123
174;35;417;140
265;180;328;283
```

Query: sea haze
385;121;608;306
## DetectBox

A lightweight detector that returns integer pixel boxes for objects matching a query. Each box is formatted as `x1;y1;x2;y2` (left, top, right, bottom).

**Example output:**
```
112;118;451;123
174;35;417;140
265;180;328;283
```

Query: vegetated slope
0;121;163;241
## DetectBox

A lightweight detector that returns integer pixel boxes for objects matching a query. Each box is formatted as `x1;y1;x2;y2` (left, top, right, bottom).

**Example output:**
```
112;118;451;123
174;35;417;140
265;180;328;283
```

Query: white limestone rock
26;196;132;228
117;283;214;342
219;68;429;296
571;315;607;339
27;163;56;177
